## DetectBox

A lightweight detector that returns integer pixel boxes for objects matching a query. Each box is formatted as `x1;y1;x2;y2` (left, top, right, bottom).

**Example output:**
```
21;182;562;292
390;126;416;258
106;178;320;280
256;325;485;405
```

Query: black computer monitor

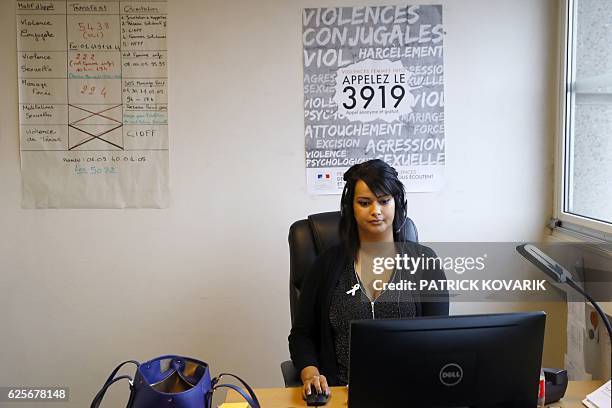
348;312;546;408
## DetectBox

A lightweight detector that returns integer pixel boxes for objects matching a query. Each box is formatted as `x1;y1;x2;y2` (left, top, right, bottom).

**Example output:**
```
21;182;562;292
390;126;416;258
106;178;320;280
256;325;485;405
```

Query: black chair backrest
287;211;418;326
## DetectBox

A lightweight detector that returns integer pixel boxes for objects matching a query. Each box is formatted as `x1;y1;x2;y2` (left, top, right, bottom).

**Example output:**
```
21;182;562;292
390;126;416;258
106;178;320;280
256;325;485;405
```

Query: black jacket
288;242;449;385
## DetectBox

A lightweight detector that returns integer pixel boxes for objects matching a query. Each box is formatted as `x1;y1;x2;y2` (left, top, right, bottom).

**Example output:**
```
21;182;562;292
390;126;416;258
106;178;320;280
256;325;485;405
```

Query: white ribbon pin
346;283;360;296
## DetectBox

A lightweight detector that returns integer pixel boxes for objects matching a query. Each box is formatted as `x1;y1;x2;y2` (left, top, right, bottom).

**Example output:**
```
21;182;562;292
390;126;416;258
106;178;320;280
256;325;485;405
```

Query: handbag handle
210;373;260;408
90;360;139;408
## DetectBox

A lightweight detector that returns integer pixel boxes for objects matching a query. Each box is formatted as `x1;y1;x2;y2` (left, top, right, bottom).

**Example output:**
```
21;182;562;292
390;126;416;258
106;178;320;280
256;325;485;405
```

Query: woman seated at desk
288;159;449;398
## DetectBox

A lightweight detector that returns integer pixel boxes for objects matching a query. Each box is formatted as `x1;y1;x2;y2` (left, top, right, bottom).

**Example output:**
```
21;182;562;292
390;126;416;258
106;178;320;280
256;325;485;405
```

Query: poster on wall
302;5;445;194
16;0;169;208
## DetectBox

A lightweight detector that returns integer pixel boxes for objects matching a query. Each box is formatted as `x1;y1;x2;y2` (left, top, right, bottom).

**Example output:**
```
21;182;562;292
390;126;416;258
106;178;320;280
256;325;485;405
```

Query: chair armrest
280;360;302;388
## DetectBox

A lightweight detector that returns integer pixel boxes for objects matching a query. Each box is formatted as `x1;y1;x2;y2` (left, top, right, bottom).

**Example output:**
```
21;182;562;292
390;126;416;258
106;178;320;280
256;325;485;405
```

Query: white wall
0;0;559;406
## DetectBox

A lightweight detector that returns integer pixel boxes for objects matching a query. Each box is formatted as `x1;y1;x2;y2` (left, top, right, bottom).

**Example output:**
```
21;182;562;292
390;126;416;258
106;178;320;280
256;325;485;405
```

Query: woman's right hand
300;366;330;399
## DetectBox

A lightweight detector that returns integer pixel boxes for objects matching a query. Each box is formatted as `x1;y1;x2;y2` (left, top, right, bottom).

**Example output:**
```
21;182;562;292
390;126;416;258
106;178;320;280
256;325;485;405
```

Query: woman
288;159;448;398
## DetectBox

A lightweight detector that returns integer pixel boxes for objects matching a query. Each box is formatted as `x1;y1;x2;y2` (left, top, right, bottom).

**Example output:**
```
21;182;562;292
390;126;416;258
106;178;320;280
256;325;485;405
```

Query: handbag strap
90;375;133;408
102;360;140;384
211;373;260;408
90;360;139;408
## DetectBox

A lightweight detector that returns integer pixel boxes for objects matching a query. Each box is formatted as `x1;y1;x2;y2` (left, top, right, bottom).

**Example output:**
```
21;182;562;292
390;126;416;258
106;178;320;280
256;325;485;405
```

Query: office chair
282;211;420;387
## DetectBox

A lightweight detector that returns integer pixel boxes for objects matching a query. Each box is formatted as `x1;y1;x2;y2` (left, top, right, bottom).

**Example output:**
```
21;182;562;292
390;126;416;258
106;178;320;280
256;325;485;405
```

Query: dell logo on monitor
439;363;463;386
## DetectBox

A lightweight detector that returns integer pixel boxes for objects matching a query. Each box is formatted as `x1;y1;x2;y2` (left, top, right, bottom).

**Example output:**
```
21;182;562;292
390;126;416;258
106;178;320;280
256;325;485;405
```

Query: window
556;0;612;238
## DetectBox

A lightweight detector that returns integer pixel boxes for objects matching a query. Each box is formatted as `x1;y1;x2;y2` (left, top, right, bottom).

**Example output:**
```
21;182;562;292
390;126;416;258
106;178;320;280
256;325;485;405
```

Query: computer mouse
304;391;329;406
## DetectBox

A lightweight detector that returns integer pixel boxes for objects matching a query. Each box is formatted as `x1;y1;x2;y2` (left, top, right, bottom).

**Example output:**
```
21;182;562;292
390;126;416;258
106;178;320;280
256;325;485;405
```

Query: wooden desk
225;381;605;407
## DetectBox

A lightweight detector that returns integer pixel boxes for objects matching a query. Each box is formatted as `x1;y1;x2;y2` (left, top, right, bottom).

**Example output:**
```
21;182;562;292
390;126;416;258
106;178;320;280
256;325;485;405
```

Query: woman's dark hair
339;159;408;261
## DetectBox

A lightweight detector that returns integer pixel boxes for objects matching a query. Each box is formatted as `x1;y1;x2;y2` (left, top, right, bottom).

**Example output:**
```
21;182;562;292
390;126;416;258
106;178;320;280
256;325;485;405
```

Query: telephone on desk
543;368;569;404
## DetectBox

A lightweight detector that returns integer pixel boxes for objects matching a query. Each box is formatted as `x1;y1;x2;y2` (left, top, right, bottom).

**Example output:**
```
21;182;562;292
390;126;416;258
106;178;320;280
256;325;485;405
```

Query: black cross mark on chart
69;104;124;150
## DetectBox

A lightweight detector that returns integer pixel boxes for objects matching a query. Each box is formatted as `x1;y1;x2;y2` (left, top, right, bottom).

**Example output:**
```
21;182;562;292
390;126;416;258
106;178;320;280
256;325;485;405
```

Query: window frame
554;0;612;238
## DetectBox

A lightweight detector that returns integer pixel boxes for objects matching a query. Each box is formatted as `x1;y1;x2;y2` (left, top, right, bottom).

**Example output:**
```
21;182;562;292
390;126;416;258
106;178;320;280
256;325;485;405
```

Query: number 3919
342;85;405;110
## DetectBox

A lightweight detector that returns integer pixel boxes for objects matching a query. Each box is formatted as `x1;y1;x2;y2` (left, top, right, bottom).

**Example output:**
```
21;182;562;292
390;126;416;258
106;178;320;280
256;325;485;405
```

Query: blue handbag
91;355;260;408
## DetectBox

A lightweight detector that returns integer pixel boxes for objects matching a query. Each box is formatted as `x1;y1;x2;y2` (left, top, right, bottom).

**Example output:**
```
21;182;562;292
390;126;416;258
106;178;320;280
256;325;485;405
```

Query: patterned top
328;262;417;385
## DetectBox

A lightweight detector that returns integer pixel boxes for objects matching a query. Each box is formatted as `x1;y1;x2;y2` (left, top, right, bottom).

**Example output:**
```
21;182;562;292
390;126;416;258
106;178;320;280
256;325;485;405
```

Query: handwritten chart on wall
303;5;445;194
16;0;169;208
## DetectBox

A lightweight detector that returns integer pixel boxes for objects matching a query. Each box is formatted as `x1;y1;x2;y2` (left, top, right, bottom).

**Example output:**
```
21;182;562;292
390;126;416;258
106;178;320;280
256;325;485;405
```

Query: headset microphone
395;217;407;233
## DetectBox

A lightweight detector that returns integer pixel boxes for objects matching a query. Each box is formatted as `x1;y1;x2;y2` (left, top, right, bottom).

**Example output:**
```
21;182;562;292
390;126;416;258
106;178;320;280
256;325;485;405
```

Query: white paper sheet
584;380;611;408
566;301;592;380
16;0;169;208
